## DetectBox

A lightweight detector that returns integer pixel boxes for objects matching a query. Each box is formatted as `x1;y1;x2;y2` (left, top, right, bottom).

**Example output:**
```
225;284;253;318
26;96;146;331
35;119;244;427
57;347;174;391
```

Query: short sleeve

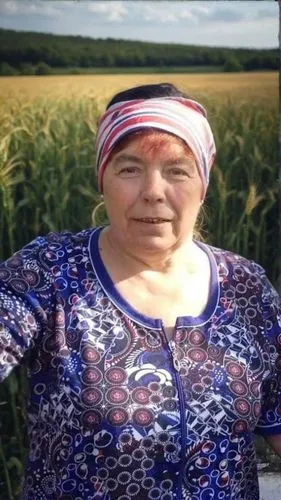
252;263;281;436
0;237;52;382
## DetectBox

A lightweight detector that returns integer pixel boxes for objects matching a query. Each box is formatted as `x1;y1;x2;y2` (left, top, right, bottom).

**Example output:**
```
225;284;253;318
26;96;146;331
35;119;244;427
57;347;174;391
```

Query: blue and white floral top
0;227;281;500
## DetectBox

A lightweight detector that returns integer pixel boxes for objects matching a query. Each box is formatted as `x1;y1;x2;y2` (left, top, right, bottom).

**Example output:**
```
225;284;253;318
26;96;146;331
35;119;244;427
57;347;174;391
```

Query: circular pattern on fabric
119;433;132;446
234;398;251;417
157;432;170;444
34;383;46;395
117;471;131;485
229;380;247;396
236;283;246;294
43;332;66;353
132;449;146;461
106;478;118;491
201;441;216;454
253;401;261;418
250;381;260;397
82;409;102;428
142;477;155;490
41;473;56;494
7;256;22;268
150;393;162;404
225;361;244;378
55;277;68;291
216;471;230;488
105;457;118;468
163;386;176;398
133;409;154;427
160;479;173;491
192;383;204;394
161;494;173;500
132;387;150;404
207;346;221;360
81;388;102;407
81;346;101;364
143;331;162;350
97;468;109;480
105;367;127;384
164;443;177;454
199;475;210;488
132;468;146;481
232;419;248;434
195;457;210;469
188;348;207;363
148;488;162;499
126;483;140;496
81;367;103;385
248;295;258;307
21;269;40;286
10;278;29;293
0;268;11;281
148;382;161;392
245;308;257;319
106;387;129;405
118;455;132;467
107;408;129;426
189;330;205;346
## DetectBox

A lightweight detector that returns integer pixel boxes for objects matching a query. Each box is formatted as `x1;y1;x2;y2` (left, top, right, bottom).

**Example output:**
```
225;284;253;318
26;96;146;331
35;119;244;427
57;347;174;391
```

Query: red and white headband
96;97;216;198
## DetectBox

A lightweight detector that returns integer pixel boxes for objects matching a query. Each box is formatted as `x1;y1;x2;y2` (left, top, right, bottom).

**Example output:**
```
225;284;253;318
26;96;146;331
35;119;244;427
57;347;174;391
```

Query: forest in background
0;28;279;75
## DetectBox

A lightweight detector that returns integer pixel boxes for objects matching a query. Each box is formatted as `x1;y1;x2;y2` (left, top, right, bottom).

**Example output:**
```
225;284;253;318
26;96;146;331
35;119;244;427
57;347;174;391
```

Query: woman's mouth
133;218;170;224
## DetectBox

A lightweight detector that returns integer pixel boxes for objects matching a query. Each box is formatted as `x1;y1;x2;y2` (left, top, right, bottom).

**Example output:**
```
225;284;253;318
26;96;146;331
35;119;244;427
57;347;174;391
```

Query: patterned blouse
0;226;281;500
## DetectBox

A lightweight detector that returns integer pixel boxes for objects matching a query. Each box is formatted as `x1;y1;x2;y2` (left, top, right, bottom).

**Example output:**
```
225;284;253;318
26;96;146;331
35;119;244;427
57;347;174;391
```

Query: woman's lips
133;218;171;224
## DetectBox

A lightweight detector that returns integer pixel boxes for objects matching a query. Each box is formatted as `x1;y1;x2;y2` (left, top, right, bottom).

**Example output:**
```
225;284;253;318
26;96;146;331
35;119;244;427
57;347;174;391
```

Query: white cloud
142;5;178;23
88;1;128;22
176;5;212;24
180;11;196;21
0;0;58;17
191;5;211;16
256;9;279;20
0;0;19;14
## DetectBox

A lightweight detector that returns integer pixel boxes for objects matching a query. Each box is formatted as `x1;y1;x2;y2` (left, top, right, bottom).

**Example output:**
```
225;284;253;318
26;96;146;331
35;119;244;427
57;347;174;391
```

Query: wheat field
0;71;277;107
0;71;278;262
0;71;279;497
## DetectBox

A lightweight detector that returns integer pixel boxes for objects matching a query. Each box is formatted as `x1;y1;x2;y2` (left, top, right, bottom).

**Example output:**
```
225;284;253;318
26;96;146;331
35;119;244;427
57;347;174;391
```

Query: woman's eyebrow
162;156;195;167
113;154;144;166
112;153;195;168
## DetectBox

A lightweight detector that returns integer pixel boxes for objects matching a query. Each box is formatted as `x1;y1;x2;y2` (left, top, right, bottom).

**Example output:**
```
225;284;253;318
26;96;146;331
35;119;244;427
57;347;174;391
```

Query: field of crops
0;71;279;497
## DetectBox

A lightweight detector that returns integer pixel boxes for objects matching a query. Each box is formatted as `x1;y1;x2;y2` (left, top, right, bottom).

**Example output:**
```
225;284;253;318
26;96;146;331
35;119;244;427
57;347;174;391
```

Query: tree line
0;28;278;75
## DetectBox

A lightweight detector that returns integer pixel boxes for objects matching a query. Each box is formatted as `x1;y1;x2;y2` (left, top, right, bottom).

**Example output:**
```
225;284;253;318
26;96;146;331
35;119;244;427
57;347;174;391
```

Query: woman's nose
141;171;165;203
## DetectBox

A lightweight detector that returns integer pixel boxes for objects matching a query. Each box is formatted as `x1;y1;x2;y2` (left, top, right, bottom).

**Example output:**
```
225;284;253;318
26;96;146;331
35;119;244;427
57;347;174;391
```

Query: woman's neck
99;226;204;278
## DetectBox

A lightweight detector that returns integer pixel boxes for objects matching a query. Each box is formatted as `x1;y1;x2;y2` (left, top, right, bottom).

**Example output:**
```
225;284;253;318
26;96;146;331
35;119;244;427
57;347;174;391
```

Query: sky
0;0;278;49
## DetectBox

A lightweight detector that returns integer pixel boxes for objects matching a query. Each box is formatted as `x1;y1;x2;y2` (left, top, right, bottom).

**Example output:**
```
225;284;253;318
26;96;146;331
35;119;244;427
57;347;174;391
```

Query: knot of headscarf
96;97;216;198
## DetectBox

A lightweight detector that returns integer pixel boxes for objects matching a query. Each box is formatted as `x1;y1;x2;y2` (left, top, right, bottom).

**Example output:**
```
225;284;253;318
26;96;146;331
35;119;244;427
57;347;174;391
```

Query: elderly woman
0;82;280;499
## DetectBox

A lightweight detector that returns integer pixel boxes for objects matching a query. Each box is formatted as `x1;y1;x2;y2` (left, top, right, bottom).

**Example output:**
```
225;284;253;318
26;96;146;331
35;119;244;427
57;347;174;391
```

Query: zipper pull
170;340;180;372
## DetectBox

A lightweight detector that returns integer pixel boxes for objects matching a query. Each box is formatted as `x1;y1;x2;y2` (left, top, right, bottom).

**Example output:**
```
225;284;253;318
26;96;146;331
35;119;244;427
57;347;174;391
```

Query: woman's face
102;131;203;255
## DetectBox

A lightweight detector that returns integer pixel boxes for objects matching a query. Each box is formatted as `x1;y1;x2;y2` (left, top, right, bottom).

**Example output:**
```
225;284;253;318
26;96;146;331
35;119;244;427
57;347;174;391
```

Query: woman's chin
131;232;177;253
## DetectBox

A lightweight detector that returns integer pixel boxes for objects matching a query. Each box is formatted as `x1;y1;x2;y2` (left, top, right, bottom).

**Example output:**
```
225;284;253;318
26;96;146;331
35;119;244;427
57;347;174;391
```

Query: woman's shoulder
0;227;101;294
2;227;97;264
202;242;280;315
201;242;265;276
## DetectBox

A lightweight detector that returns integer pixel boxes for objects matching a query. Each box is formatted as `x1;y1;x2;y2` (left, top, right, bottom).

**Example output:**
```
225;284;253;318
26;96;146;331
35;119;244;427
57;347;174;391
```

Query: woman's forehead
111;129;194;160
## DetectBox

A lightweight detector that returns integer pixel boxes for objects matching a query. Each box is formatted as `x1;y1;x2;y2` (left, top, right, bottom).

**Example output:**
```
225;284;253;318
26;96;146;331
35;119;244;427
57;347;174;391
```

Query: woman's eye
119;166;140;175
168;168;190;177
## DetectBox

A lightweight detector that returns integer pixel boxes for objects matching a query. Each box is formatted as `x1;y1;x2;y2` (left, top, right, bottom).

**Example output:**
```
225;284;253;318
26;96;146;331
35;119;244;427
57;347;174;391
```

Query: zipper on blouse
161;325;186;500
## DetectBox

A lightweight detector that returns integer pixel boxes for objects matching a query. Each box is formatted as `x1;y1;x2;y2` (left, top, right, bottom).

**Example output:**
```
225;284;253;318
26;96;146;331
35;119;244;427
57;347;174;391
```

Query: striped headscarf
96;97;216;198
